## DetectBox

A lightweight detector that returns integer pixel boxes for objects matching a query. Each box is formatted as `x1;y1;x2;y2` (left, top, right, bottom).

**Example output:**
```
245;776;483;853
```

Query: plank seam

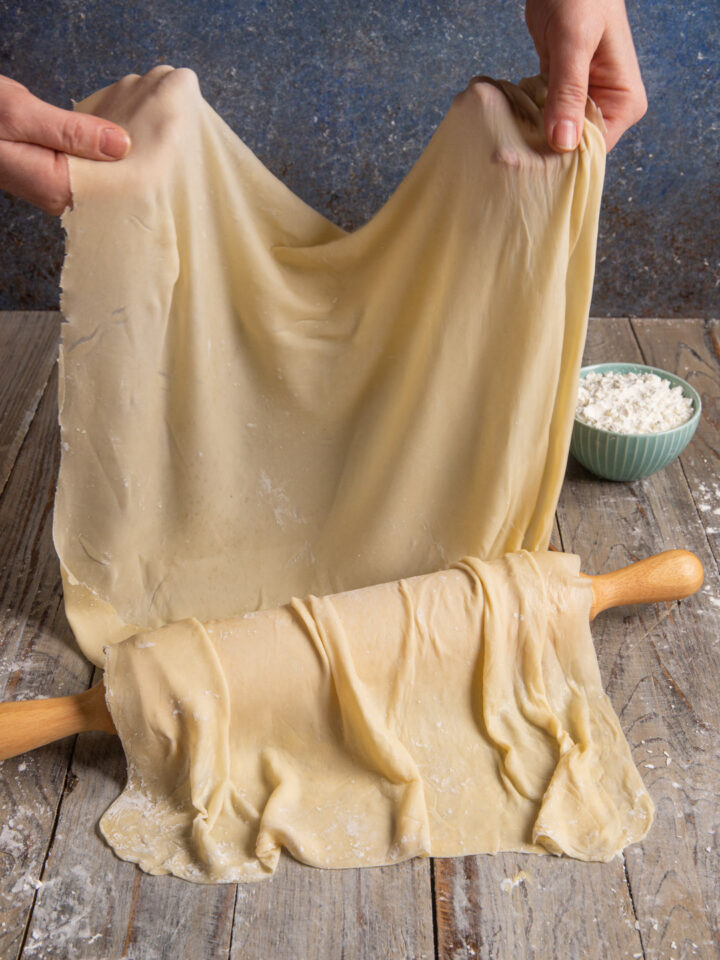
15;737;82;960
627;315;646;360
0;358;55;502
623;317;705;956
226;885;242;959
0;374;61;704
558;317;649;953
430;858;440;960
630;318;720;582
674;454;720;580
0;383;48;501
0;312;59;499
553;510;566;552
120;870;142;958
621;852;646;959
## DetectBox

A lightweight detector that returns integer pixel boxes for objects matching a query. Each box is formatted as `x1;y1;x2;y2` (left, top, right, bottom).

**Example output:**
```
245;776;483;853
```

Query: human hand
0;75;131;215
525;0;647;152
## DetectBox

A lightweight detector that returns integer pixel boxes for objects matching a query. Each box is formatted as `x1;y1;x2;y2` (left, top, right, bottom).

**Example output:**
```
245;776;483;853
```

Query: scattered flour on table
576;371;694;434
0;823;24;858
500;870;530;892
20;863;107;958
695;479;720;516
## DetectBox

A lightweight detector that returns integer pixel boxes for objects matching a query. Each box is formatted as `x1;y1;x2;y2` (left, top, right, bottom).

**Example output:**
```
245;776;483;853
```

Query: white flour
576;371;694;434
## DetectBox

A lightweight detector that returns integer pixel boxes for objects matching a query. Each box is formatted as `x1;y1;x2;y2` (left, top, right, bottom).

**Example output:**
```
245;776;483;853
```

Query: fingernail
552;120;578;151
100;127;131;159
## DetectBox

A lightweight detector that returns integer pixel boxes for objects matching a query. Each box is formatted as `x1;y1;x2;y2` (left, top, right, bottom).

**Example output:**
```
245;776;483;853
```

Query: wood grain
231;855;434;960
434;851;642;960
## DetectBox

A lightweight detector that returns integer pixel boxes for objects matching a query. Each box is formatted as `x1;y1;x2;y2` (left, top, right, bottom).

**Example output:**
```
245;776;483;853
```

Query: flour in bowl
576;371;694;434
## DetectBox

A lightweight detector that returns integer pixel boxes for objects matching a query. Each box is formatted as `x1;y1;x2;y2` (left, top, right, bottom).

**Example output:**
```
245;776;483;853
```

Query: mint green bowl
570;363;701;481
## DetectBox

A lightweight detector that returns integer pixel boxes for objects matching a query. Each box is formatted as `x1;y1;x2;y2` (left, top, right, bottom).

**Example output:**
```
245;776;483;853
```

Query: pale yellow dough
100;551;653;882
55;69;652;882
58;67;605;666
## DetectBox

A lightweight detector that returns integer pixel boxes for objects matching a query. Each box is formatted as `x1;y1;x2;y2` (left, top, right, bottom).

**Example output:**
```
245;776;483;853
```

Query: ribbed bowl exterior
570;363;701;482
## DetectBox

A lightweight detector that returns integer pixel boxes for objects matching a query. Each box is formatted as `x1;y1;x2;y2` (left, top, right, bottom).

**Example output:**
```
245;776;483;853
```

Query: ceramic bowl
570;362;702;481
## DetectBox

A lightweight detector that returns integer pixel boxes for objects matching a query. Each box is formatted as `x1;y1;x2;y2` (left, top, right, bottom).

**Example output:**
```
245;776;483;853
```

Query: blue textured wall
0;0;717;316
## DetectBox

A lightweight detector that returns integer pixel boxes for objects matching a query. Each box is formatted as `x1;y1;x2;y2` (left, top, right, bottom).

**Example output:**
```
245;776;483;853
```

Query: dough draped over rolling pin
57;67;605;666
101;551;653;883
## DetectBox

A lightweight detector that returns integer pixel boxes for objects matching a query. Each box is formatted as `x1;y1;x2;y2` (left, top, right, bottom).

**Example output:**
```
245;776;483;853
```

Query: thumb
2;84;131;160
544;34;592;152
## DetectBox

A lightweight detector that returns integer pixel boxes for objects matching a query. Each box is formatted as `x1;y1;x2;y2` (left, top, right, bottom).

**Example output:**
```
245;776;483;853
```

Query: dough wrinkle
294;593;432;855
100;551;652;882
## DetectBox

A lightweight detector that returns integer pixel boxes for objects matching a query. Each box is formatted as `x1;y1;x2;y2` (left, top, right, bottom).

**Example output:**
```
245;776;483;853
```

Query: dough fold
57;67;606;666
100;551;653;883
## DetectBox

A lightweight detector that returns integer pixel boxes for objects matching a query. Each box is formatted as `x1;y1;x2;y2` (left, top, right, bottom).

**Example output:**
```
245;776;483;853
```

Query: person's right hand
525;0;647;152
0;75;131;215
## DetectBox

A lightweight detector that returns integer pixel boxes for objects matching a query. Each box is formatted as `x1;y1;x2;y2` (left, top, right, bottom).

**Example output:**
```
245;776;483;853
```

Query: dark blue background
1;0;717;316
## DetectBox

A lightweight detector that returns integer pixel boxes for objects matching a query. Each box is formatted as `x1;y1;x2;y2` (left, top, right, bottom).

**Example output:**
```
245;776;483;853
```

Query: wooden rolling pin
0;549;703;762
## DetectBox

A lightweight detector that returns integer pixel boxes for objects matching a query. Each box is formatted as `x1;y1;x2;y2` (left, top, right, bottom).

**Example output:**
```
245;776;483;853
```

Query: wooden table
1;313;718;960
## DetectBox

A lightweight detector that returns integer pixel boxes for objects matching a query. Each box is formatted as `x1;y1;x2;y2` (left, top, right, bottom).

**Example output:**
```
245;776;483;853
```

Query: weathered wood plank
231;855;434;960
0;370;91;960
632;318;720;572
628;317;720;958
556;318;720;960
435;851;641;960
0;312;59;499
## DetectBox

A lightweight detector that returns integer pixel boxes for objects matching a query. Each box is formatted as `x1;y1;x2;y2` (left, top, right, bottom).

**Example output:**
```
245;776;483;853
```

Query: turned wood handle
0;680;115;762
584;548;704;620
0;549;704;761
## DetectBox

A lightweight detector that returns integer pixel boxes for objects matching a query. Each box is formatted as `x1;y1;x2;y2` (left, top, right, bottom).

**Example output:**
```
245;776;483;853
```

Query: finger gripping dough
100;551;653;883
57;68;606;666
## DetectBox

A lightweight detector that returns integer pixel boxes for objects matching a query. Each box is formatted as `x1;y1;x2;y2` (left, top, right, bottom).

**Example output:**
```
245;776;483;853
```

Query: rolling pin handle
587;549;704;620
0;680;115;762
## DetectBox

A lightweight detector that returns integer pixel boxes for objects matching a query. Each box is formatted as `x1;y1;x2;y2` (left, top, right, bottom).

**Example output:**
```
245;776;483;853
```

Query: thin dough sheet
101;551;653;883
57;68;606;666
